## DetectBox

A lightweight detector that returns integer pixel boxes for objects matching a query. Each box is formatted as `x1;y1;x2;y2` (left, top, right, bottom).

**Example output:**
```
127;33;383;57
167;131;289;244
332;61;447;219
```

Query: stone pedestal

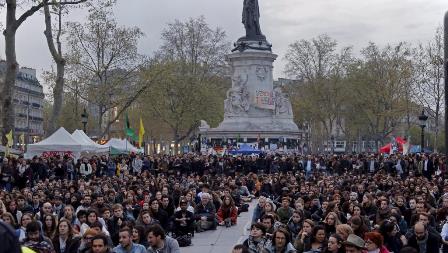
200;41;300;147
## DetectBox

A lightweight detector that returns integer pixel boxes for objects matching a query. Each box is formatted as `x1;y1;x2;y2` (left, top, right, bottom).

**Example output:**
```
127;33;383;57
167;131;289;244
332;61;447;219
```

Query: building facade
0;61;45;145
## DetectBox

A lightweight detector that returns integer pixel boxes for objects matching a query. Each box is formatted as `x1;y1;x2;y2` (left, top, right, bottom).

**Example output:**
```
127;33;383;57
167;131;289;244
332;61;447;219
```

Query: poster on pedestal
254;90;274;109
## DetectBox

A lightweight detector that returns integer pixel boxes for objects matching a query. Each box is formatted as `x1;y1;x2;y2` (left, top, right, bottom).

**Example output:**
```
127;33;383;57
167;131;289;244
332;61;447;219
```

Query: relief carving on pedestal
274;87;292;116
224;74;250;116
255;66;268;81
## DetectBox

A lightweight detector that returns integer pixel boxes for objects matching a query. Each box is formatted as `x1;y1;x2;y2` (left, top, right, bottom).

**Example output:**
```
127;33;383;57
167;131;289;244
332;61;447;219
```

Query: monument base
200;39;302;150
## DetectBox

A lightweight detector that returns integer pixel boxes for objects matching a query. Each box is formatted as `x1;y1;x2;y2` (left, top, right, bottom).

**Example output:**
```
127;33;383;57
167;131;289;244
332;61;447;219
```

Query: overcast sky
1;0;447;88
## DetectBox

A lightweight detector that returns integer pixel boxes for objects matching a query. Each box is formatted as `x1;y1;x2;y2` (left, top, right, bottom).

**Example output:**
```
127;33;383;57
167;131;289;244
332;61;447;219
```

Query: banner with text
254;90;274;109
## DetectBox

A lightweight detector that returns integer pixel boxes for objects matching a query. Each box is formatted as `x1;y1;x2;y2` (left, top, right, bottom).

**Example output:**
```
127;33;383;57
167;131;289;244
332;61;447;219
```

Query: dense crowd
0;152;447;253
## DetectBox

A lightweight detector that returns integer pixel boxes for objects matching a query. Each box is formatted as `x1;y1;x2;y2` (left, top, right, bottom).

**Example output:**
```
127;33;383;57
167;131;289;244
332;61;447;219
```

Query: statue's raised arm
242;0;264;40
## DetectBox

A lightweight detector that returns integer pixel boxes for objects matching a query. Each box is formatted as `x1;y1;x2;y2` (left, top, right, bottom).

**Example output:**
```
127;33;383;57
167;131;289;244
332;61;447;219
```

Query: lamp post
81;108;88;133
418;110;428;152
330;135;335;154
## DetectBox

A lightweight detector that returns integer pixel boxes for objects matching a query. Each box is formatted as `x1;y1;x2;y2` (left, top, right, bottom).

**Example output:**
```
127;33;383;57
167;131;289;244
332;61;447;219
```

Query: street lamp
81;108;88;133
330;135;335;154
418;109;428;152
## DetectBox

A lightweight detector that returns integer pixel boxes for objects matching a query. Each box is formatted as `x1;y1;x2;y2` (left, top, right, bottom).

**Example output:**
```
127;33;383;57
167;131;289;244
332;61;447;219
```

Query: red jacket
379;246;390;253
217;206;238;224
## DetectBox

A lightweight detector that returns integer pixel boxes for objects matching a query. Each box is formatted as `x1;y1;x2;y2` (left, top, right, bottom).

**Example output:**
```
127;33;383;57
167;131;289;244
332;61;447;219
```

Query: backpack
176;234;192;247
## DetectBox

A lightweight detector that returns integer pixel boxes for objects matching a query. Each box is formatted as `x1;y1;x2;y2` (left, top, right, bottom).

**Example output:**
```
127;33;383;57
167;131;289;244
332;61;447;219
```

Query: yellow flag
138;117;145;148
6;130;13;147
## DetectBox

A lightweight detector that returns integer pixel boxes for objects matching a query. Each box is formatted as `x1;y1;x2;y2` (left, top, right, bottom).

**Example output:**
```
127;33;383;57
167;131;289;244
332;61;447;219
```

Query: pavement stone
180;200;255;253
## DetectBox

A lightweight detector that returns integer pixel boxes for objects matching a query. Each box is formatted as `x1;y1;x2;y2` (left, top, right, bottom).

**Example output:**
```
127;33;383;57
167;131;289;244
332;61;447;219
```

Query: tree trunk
44;3;65;136
2;1;18;145
434;109;440;153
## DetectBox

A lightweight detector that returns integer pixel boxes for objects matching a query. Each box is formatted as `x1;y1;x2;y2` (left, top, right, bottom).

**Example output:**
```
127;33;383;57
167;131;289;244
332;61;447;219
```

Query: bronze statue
242;0;264;40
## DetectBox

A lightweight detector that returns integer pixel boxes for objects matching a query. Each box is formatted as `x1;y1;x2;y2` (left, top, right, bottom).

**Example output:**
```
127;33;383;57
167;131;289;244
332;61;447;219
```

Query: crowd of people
0;152;446;253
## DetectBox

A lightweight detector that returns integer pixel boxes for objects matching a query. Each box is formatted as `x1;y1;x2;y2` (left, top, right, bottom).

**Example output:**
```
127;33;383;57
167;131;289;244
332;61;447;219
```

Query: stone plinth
200;42;300;145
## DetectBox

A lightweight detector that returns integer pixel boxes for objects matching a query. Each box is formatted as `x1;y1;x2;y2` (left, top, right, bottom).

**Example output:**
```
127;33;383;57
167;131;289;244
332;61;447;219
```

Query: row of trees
53;10;230;146
1;0;230;147
284;29;444;152
1;1;444;152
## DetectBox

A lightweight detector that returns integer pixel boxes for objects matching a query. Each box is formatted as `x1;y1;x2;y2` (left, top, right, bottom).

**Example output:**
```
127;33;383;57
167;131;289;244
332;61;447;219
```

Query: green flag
124;113;138;141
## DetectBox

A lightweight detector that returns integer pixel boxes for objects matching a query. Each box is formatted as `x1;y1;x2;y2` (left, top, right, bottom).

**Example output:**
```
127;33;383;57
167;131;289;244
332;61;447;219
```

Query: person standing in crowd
131;155;143;175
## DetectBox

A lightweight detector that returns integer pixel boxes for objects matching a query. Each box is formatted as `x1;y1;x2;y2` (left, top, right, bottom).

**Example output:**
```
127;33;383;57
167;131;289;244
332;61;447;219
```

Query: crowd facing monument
0;1;446;253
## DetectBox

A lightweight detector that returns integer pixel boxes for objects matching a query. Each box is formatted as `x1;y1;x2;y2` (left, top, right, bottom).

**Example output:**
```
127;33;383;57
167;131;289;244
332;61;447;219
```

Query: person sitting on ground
217;194;238;227
264;227;297;253
91;234;111;253
112;228;146;253
335;224;353;242
324;233;344;253
287;210;303;241
364;232;390;253
294;219;315;252
173;199;194;236
342;234;367;253
304;225;327;253
406;221;440;253
146;224;180;253
22;221;55;253
252;196;267;224
0;220;21;253
52;219;79;253
194;193;217;232
277;197;294;225
243;223;272;253
232;244;250;253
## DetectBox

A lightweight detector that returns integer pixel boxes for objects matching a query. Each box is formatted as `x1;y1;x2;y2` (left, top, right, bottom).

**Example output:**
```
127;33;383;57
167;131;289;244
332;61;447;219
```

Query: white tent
25;127;83;159
72;130;110;154
104;138;142;154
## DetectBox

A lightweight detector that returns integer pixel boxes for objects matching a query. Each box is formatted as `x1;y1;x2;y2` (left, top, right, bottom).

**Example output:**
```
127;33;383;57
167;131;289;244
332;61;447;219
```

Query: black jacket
0;222;20;253
407;232;440;253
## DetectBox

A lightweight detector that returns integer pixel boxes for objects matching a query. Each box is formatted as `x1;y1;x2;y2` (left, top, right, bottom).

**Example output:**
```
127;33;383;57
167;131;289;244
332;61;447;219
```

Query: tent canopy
26;127;83;159
228;144;262;155
104;138;142;155
72;130;109;154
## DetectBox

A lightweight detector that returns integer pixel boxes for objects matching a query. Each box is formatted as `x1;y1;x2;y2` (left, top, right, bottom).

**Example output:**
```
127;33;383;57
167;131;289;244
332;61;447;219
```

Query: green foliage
285;35;422;149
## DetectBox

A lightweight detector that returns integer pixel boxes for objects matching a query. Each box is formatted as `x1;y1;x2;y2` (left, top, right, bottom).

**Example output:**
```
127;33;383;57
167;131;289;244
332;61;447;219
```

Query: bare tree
284;34;353;149
352;42;413;142
64;1;147;136
412;26;444;152
1;0;85;144
142;16;229;152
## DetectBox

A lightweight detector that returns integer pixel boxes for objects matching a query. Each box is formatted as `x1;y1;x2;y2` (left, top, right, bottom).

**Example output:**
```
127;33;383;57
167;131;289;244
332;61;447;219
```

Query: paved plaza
182;201;255;253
